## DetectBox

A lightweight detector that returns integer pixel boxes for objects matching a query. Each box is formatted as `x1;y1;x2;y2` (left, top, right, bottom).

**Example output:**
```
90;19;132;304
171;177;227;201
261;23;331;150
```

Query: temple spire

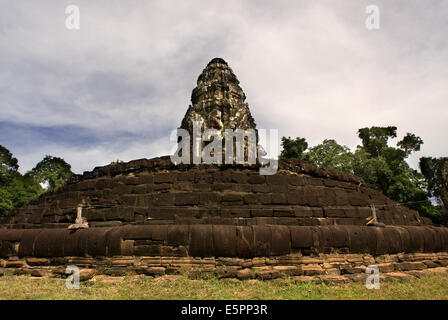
180;58;257;135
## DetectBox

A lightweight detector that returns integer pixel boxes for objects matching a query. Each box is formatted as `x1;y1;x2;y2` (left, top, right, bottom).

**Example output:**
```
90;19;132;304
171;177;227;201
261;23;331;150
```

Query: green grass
1;273;448;300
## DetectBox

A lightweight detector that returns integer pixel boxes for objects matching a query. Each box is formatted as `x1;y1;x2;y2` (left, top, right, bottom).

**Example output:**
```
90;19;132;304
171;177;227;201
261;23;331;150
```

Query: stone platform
1;157;447;281
2;249;448;283
0;157;430;229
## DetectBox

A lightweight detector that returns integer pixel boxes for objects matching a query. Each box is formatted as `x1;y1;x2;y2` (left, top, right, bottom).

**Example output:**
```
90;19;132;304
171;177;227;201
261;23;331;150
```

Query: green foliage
9;173;44;207
352;148;393;193
30;155;73;191
307;139;354;174
280;137;308;160
280;126;444;224
0;145;21;216
0;146;65;217
356;127;443;223
353;127;440;222
419;157;448;200
0;187;14;216
110;159;124;165
0;173;44;217
398;133;424;156
419;157;448;220
0;145;19;185
357;126;397;158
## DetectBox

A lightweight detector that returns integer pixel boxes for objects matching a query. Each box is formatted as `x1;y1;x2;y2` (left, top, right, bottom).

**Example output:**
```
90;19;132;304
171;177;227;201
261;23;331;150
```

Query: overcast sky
0;0;447;174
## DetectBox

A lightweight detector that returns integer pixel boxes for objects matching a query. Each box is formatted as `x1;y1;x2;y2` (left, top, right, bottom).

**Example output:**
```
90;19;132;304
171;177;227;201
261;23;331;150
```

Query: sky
0;0;447;174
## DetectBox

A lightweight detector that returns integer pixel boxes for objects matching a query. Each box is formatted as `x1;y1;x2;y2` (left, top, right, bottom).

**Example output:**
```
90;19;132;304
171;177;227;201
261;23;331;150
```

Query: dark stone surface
1;224;448;259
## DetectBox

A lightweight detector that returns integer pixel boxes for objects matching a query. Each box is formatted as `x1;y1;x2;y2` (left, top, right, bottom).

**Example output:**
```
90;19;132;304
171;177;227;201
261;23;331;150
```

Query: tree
280;137;308;160
307;139;354;174
9;173;44;208
353;127;412;194
0;145;18;216
280;126;443;224
420;157;448;219
353;126;440;222
0;145;44;216
30;155;73;191
0;150;73;217
352;148;393;194
419;157;448;200
0;187;14;216
0;145;19;185
0;174;44;217
357;126;397;158
398;133;424;156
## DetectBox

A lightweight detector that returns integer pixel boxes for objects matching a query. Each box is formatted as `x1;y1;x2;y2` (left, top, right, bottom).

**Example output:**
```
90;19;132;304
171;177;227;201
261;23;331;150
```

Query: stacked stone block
1;157;426;229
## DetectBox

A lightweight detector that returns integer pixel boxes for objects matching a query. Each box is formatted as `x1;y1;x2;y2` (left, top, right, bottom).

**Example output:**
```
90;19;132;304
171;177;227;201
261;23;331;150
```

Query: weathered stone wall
2;251;448;283
2;224;448;259
2;157;427;229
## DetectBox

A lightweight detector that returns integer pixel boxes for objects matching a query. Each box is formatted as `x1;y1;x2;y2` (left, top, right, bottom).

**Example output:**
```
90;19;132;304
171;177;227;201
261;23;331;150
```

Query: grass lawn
1;273;448;300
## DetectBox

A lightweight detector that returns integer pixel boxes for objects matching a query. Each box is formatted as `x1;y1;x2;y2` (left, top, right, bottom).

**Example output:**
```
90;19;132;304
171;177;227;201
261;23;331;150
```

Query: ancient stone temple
1;58;448;282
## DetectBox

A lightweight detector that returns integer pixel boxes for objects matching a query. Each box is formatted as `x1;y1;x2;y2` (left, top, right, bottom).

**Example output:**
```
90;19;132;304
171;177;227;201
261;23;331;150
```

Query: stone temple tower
180;58;257;134
179;58;258;163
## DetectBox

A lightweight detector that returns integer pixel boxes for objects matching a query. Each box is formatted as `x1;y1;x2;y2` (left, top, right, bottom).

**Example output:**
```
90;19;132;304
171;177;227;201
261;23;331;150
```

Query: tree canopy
280;137;308;160
0;146;73;217
419;157;448;200
0;145;19;185
280;126;444;224
1;145;43;216
420;157;448;219
307;139;354;174
30;155;73;191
